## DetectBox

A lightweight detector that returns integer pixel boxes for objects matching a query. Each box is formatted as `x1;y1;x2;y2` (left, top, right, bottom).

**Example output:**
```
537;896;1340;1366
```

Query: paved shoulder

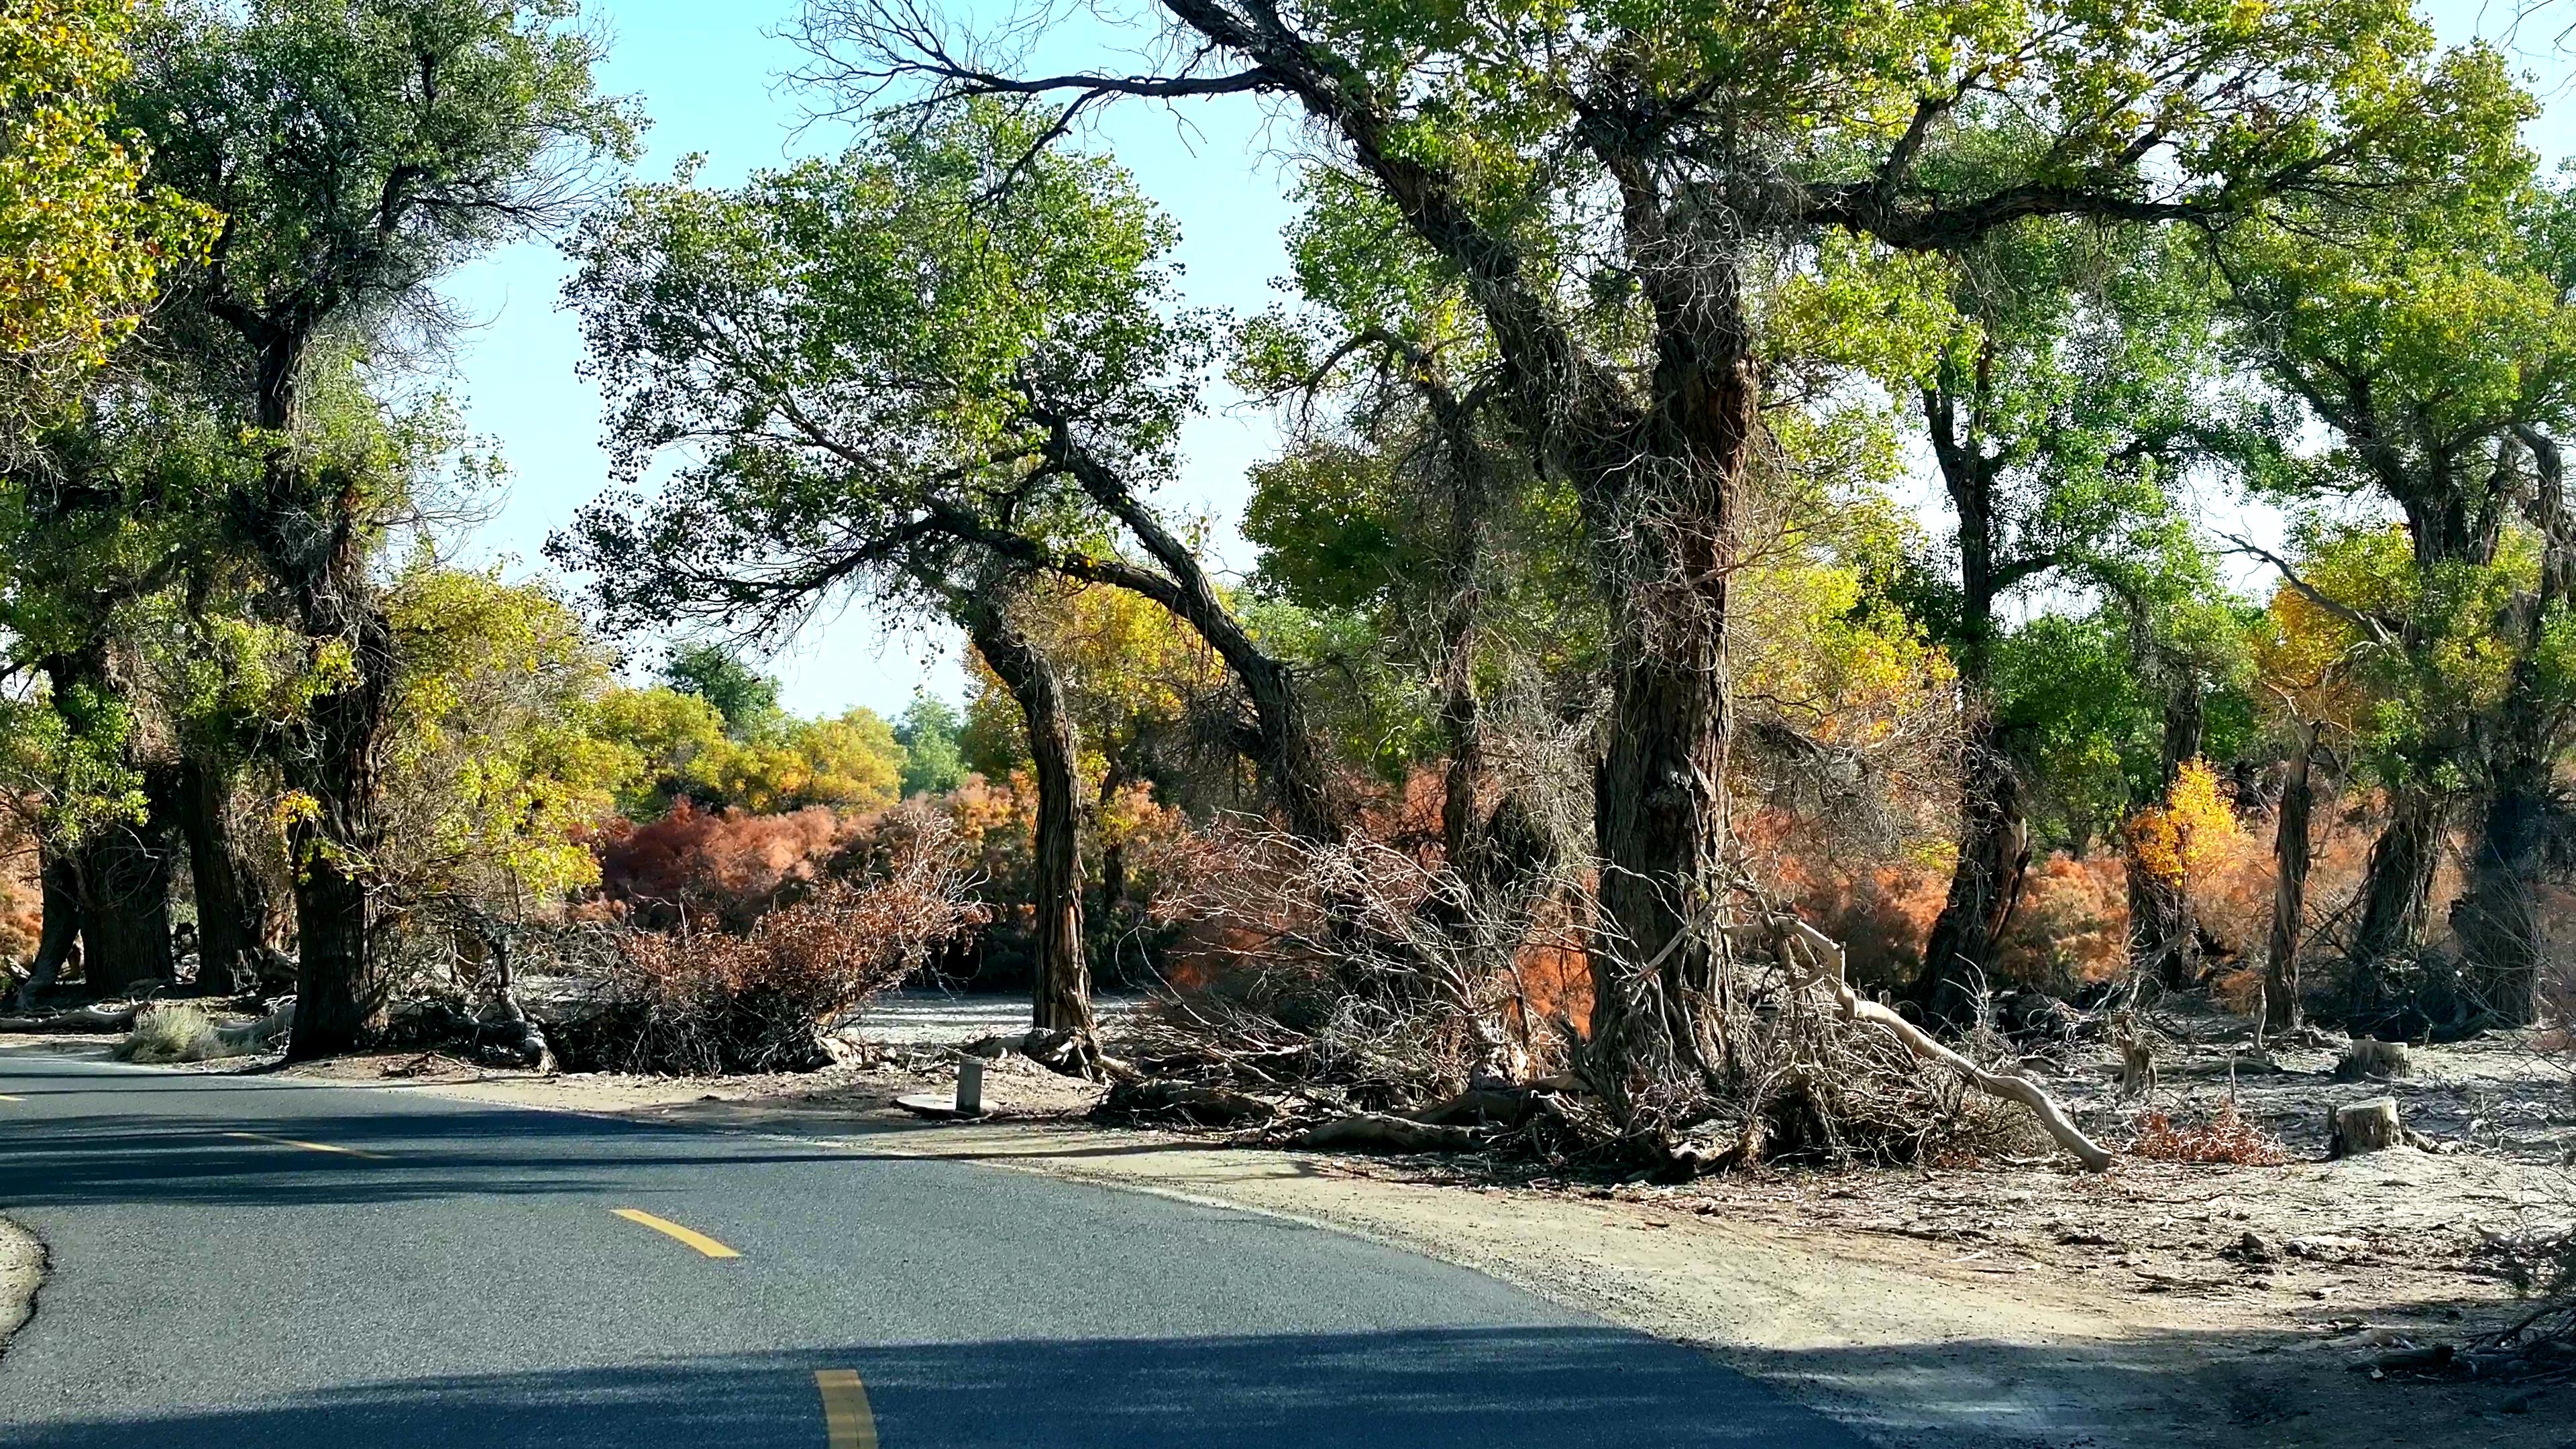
0;1048;1870;1448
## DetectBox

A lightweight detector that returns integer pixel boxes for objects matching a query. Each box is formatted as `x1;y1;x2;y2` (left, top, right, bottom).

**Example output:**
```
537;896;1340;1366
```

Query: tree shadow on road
0;1325;1859;1448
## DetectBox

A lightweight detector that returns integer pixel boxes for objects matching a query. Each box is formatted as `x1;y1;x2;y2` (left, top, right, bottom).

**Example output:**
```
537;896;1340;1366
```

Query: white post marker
955;1055;984;1116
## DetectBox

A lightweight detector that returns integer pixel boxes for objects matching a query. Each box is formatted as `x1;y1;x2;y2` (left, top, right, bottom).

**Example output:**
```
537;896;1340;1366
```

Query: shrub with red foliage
592;800;864;929
2128;1102;2288;1166
582;803;987;1073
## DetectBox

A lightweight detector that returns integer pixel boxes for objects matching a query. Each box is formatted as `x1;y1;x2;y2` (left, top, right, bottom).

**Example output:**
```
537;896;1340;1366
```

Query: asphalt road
0;1046;1867;1448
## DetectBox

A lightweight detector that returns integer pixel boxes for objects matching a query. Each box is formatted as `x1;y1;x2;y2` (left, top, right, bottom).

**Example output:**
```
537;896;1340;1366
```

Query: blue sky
435;0;2574;720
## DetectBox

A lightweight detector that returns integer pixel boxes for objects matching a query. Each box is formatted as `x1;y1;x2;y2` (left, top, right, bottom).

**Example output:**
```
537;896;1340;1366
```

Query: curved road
0;1046;1864;1448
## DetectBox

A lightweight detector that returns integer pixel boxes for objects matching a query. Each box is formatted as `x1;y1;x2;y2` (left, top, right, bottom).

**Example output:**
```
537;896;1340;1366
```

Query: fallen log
1091;1078;1275;1127
1291;1113;1479;1155
1406;1087;1542;1129
1731;916;2116;1173
213;997;295;1054
0;1002;145;1034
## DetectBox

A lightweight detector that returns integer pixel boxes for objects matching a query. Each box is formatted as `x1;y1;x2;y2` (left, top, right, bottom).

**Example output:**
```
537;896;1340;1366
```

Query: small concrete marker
816;1369;878;1449
894;1053;989;1120
610;1208;741;1259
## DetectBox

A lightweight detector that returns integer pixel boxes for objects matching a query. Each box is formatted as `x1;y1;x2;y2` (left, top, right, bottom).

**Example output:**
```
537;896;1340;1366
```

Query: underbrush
564;804;985;1073
2127;1102;2290;1166
111;1006;226;1065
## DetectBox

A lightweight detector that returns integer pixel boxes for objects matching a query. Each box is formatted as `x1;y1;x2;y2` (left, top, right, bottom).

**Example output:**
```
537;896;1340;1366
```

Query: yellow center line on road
0;1093;22;1102
815;1369;877;1449
223;1130;386;1160
610;1208;741;1259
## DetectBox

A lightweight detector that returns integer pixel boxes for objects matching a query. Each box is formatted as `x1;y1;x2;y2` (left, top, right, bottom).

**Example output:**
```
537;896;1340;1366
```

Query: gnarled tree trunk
2458;757;2548;1026
1919;716;2029;1030
74;808;176;996
2348;786;2444;1022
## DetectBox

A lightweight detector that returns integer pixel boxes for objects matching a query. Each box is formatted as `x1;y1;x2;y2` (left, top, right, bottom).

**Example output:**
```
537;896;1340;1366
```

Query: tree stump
2328;1097;2405;1158
2334;1038;2412;1081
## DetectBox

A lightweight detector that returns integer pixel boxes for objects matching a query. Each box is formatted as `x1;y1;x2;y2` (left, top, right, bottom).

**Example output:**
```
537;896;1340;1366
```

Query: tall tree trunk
174;757;254;997
2457;423;2576;1028
1915;381;2029;1029
2265;722;2315;1034
15;849;80;1010
1578;327;1753;1118
2348;786;2443;1022
965;598;1097;1065
279;577;396;1061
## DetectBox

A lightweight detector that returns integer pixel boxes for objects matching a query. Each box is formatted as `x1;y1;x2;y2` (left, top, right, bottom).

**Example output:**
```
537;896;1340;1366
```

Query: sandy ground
0;1216;39;1368
7;1002;2573;1449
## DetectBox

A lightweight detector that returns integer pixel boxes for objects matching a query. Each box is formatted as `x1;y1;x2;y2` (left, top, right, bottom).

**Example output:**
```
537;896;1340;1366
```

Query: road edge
0;1214;44;1366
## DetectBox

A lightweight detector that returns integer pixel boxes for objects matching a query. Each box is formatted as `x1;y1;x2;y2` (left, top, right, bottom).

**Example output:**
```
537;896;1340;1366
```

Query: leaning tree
552;102;1339;847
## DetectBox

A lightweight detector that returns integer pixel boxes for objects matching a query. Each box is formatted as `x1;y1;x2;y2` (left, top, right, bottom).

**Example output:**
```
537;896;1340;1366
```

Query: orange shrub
586;808;987;1073
592;800;865;928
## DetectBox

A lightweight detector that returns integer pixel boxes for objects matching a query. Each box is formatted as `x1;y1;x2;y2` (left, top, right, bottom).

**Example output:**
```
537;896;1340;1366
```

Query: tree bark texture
174;758;256;996
274;537;398;1061
74;804;176;996
15;850;81;1010
966;600;1097;1057
1918;716;2030;1030
1578;331;1754;1114
2457;758;2549;1026
2347;787;2444;1023
2265;724;2314;1034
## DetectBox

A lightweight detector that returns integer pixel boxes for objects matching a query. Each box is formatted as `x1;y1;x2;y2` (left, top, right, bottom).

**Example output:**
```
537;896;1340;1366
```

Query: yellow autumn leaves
1;0;211;429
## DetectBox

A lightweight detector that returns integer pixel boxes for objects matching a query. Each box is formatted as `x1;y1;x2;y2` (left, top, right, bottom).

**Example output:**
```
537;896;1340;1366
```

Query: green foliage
658;642;786;743
555;98;1201;631
894;694;965;797
380;557;637;906
125;0;641;392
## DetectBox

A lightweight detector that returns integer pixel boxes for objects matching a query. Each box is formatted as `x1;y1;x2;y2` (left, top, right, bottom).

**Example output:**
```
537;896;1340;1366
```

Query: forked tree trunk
2455;426;2570;1028
2264;723;2315;1034
175;757;256;996
965;599;1097;1063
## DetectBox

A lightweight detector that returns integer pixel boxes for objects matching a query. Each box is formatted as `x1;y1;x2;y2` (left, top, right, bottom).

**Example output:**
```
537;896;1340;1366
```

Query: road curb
0;1213;44;1364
